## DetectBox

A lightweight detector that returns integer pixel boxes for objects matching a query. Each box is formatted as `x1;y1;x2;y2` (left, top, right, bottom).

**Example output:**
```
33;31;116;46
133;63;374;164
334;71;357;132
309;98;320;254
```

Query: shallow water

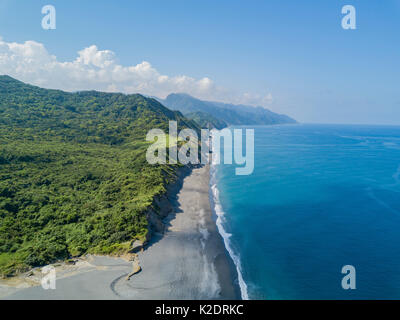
213;124;400;299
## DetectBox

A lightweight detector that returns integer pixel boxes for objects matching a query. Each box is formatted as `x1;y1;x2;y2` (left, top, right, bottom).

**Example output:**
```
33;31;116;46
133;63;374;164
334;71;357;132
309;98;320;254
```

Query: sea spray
209;163;249;300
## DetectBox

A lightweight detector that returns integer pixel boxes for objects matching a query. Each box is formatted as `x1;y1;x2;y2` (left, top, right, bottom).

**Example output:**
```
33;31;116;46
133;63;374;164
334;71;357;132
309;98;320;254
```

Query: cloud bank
0;37;272;106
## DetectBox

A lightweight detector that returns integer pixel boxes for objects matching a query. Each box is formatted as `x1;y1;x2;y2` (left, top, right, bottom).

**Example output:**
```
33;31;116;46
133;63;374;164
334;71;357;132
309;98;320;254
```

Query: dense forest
0;75;198;277
185;111;228;130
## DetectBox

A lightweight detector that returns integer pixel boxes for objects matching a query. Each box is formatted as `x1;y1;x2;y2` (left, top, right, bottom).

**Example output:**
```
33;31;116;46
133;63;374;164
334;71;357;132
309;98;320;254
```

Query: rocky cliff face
145;165;193;241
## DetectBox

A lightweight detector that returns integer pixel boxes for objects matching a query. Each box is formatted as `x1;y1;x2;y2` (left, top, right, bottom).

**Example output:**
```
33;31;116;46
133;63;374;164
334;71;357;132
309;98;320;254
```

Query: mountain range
158;93;296;129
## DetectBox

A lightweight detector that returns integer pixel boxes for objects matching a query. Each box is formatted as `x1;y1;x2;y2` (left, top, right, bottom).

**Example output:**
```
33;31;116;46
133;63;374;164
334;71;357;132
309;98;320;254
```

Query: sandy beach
0;165;240;300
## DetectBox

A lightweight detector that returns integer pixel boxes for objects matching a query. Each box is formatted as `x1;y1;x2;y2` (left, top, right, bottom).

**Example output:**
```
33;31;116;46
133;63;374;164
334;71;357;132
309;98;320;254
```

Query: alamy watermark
41;5;56;30
342;5;356;30
41;265;56;290
146;121;254;176
341;265;356;290
40;4;356;31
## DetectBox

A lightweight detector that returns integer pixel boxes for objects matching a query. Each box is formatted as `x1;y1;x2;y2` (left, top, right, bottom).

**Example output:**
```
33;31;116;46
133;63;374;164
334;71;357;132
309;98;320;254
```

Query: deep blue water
211;124;400;300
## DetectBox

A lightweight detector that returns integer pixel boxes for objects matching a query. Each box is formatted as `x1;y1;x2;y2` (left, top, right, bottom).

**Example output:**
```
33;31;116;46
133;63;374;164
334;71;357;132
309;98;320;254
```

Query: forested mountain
0;76;197;276
185;111;228;130
159;93;297;128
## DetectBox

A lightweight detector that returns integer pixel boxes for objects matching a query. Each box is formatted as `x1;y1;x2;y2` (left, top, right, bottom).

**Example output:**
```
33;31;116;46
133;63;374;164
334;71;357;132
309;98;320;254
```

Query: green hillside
0;76;197;277
185;111;228;129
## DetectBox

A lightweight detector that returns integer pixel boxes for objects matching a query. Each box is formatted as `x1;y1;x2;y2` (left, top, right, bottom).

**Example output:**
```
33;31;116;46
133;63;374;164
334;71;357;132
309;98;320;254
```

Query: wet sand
0;165;240;300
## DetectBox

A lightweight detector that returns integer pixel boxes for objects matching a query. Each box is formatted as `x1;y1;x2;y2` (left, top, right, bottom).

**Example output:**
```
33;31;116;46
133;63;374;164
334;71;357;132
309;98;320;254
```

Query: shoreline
209;164;248;300
0;164;240;300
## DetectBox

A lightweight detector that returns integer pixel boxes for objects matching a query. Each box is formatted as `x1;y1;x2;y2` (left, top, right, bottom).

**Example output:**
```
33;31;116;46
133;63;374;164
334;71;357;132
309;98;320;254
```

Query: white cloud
0;38;273;106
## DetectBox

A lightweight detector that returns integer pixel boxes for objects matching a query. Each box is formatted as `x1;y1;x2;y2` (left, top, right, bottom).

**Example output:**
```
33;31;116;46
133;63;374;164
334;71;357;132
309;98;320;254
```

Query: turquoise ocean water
210;124;400;299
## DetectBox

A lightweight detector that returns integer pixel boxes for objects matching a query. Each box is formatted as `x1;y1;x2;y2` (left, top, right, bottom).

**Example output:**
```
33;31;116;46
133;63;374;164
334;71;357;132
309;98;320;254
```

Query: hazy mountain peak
160;93;297;128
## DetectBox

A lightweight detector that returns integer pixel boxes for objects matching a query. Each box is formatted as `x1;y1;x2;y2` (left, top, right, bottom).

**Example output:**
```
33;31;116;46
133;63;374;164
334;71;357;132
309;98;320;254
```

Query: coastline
209;164;249;300
0;164;240;300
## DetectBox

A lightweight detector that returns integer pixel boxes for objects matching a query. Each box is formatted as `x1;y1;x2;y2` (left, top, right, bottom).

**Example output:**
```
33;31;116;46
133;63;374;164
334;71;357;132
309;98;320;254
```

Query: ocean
210;124;400;300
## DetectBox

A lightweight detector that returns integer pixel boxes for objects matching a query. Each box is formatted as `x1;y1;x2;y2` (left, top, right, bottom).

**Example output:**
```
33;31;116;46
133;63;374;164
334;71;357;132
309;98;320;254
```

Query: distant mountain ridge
158;93;297;128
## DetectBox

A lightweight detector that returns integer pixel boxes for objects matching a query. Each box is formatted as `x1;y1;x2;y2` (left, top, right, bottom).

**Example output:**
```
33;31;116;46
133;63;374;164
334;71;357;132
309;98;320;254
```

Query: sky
0;0;399;124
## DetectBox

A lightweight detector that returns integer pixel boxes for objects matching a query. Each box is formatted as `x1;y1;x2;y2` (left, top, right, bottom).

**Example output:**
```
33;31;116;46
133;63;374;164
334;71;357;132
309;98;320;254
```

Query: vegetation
0;75;198;277
160;93;297;127
186;111;228;129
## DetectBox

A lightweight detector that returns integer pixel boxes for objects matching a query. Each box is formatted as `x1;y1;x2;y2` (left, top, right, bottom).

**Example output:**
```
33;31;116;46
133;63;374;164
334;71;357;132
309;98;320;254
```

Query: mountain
185;111;228;130
158;93;297;128
0;76;198;144
0;76;197;276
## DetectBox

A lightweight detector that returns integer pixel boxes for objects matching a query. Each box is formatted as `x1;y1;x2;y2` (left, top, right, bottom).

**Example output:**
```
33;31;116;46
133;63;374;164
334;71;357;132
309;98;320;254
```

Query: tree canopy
0;76;197;277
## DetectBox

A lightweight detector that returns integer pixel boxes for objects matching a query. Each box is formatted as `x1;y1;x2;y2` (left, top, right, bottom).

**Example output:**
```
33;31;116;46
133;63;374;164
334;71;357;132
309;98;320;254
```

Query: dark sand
0;165;239;300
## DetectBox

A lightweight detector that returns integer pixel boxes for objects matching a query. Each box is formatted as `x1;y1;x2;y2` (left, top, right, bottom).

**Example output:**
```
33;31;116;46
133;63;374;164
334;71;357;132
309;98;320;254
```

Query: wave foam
209;164;249;300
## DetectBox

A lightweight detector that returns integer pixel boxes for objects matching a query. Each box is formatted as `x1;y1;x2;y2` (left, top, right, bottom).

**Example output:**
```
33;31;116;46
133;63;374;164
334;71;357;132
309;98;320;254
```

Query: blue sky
0;0;399;124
